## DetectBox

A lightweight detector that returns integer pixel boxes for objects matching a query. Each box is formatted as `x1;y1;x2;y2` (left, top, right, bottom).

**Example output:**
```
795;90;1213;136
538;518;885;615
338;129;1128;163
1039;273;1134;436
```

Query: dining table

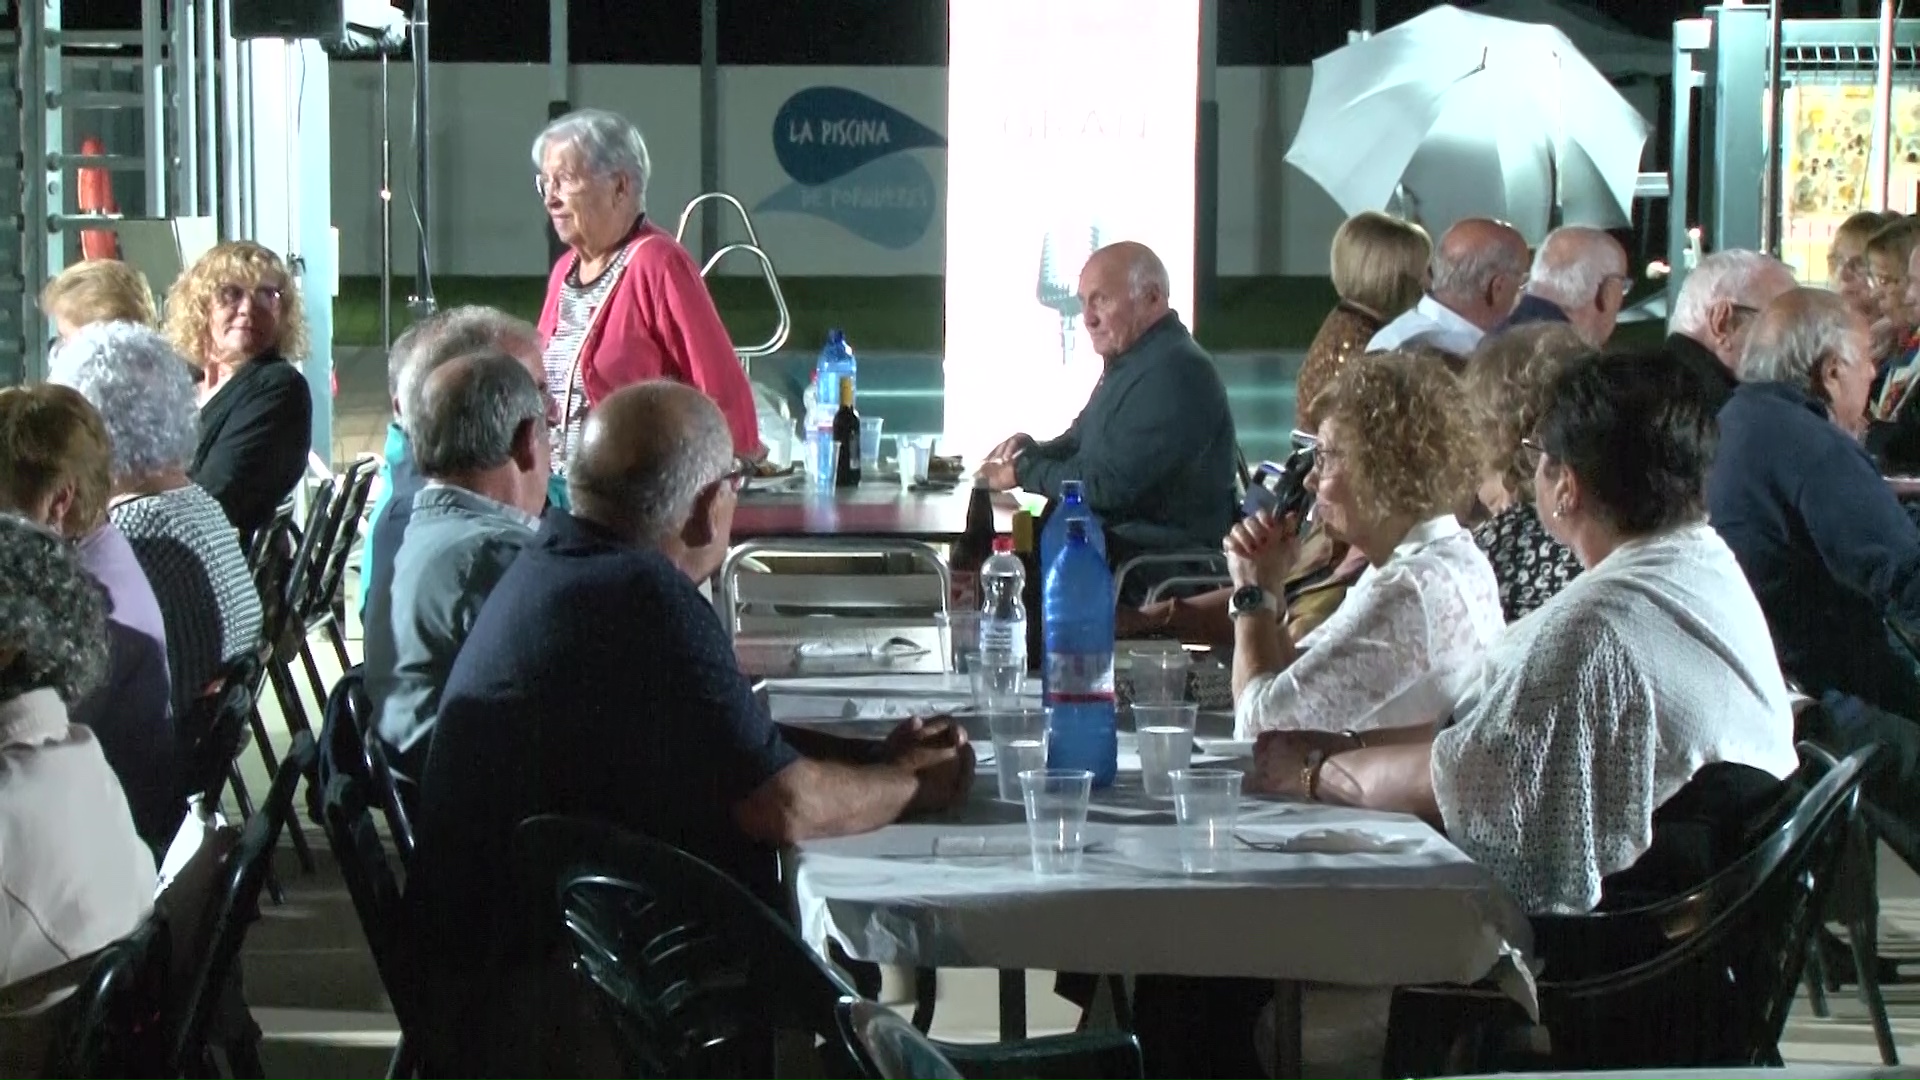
768;674;1535;1078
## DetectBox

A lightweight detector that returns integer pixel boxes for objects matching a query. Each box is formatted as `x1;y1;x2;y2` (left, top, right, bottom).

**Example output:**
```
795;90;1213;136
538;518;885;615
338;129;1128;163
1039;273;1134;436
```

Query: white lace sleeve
1235;568;1437;736
1430;615;1660;914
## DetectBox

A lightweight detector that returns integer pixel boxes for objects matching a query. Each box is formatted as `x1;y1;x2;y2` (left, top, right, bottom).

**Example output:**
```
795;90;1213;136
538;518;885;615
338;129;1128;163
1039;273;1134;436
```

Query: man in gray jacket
981;241;1239;564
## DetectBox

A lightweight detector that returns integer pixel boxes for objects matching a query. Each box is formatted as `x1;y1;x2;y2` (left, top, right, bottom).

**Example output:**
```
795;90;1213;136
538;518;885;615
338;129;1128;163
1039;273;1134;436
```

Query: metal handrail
716;537;952;639
674;191;762;248
701;242;792;360
1112;552;1229;606
1144;574;1233;606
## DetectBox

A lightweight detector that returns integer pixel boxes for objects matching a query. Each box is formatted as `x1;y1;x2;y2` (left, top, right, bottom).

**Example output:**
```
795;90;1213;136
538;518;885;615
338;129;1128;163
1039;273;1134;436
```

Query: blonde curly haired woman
39;259;157;344
165;240;312;539
1227;351;1504;737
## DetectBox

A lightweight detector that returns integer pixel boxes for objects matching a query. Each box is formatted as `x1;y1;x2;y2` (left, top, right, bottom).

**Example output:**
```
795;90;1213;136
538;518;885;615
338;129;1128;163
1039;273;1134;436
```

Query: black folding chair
49;911;172;1077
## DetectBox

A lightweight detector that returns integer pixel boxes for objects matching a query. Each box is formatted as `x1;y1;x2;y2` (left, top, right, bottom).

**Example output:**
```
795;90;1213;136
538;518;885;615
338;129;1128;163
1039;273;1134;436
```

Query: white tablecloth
793;772;1532;991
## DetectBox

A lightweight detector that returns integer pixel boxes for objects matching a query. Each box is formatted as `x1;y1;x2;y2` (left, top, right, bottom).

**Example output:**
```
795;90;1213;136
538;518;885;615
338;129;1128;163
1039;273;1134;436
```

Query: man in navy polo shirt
407;380;973;1074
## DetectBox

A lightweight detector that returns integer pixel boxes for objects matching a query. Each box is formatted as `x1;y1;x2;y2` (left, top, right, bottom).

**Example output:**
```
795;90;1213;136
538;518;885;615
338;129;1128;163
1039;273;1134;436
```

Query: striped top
109;483;264;717
542;242;639;474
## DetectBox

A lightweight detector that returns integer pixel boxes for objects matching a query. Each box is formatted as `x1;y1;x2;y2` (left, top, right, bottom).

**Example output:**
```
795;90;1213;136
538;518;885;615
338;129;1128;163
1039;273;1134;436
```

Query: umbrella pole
1762;0;1785;254
1872;0;1896;209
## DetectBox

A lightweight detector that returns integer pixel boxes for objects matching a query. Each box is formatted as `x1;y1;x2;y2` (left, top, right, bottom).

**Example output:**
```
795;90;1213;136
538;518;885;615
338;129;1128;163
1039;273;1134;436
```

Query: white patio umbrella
1284;3;1651;245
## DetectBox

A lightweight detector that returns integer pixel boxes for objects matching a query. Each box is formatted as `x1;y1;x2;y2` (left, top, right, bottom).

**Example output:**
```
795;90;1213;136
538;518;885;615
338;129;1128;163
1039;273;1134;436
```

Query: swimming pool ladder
676;192;791;379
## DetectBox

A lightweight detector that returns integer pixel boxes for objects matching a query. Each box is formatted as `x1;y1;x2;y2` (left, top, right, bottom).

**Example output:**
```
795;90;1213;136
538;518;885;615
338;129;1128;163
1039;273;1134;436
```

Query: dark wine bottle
832;376;860;488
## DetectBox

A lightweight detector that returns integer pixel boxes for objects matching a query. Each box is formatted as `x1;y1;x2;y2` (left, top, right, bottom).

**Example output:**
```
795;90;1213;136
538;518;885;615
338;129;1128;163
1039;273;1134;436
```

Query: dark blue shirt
1709;381;1920;716
406;508;799;971
1494;293;1572;335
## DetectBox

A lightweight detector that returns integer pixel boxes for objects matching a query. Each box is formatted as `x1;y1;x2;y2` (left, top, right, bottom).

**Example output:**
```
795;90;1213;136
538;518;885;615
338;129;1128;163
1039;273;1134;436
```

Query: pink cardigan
537;220;763;455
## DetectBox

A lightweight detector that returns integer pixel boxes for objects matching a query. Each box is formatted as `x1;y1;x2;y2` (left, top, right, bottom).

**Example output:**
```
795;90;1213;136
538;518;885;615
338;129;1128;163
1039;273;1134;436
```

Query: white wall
326;61;1648;279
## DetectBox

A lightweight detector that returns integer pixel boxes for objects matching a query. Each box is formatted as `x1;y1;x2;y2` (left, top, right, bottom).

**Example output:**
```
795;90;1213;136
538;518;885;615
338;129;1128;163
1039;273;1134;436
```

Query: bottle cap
993;536;1013;553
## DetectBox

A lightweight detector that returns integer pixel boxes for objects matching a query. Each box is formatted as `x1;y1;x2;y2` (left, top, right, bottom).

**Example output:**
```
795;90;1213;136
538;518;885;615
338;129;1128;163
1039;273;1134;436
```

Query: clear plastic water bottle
978;537;1028;674
1040;480;1107;583
816;328;858;403
1042;519;1117;788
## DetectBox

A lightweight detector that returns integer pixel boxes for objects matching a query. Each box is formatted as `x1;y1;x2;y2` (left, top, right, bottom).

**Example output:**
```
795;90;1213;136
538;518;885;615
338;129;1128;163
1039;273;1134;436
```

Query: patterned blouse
110;483;264;717
1473;501;1584;623
542;240;641;474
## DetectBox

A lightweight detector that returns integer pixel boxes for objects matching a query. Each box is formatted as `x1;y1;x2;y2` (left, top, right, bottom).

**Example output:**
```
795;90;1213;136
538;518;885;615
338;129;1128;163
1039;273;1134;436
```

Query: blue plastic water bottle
1040;480;1107;580
816;328;858;404
1042;519;1118;788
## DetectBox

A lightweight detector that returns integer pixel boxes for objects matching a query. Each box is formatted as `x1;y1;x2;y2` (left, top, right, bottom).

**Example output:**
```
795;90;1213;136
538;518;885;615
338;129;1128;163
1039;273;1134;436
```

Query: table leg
1270;979;1303;1079
911;968;939;1032
998;969;1028;1040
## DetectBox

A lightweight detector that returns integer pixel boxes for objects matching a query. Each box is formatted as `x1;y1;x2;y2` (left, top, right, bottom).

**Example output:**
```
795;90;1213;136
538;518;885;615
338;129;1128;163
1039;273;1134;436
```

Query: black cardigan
192;352;313;538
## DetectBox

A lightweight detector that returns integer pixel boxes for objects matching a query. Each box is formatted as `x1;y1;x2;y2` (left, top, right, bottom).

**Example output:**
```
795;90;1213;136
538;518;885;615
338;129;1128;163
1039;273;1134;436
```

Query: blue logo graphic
758;86;945;250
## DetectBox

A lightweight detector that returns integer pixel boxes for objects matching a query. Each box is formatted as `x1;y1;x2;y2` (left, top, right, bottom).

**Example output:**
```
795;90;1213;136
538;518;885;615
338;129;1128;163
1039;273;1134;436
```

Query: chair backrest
315;666;414;863
1535;746;1871;1067
716;538;952;639
175;654;261;812
837;997;963;1080
243;502;293;569
511;816;860;1077
254;479;334;648
364;735;417;864
303;456;378;621
314;670;415;1031
171;731;316;1069
51;911;172;1077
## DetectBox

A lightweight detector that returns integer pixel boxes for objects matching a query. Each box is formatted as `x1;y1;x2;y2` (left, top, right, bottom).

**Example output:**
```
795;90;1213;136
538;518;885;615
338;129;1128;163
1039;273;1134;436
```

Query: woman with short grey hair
0;514;156;1061
531;107;763;464
51;321;263;716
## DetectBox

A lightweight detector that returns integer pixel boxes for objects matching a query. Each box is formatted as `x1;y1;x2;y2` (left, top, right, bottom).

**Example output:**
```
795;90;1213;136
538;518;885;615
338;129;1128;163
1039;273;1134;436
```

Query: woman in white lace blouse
1247;351;1799;914
1228;351;1504;737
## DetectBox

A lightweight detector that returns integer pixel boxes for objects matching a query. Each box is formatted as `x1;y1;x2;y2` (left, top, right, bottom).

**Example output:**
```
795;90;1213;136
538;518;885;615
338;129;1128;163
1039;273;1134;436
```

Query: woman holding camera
1228;351;1504;737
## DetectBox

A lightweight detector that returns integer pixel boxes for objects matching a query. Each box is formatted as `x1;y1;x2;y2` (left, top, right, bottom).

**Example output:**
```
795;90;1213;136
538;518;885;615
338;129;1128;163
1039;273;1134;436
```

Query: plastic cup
970;657;1027;711
860;417;885;469
989;709;1049;801
1129;648;1191;704
902;436;937;484
1134;703;1199;797
804;432;839;492
1170;768;1242;874
1021;768;1093;874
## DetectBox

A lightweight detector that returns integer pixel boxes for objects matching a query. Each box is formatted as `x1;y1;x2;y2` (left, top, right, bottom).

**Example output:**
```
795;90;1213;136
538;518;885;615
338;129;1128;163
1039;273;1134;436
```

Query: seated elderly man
0;385;175;852
1710;287;1920;871
357;306;561;620
0;516;156;1073
1665;250;1797;415
407;381;974;1074
362;350;550;789
980;241;1239;573
1368;218;1530;357
1496;225;1630;348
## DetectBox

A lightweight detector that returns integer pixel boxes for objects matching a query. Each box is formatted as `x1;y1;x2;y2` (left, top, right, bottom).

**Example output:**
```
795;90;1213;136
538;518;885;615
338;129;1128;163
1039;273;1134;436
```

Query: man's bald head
1077;241;1173;359
1429;218;1530;331
1525;226;1631;347
567;381;735;550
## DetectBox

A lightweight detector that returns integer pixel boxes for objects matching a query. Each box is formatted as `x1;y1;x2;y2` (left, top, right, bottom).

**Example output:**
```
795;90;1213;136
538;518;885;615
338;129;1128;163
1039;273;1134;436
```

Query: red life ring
77;136;119;260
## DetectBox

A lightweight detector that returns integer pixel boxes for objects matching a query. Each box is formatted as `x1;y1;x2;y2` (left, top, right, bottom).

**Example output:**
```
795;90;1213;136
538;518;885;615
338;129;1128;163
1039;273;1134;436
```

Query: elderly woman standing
1251;351;1798;918
166;240;313;539
40;259;157;344
0;515;156;1062
1294;212;1431;427
52;321;263;718
0;385;176;851
533;108;762;464
1464;323;1590;621
1228;351;1504;737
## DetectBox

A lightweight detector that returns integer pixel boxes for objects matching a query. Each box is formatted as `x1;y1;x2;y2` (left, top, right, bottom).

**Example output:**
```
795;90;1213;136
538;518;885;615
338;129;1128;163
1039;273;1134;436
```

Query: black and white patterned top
1472;500;1583;624
110;483;264;717
542;242;640;474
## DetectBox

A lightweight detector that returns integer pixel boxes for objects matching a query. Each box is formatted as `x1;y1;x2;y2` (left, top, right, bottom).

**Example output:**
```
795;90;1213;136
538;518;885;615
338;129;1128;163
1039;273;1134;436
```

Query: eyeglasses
1520;436;1549;468
1829;255;1868;278
534;171;594;199
215;283;284;309
1870;273;1911;290
714;463;752;493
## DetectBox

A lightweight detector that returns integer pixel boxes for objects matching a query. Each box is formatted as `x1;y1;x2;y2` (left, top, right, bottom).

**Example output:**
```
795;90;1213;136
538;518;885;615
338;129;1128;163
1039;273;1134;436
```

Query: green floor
335;274;1667;353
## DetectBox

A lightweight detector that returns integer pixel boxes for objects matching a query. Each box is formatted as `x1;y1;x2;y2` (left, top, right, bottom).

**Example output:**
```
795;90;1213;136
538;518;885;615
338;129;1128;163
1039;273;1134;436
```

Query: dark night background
38;0;1882;64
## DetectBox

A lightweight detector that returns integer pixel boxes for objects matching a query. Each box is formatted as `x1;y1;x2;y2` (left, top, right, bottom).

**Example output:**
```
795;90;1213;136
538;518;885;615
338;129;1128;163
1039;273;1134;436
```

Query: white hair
1739;290;1858;391
1524;226;1626;308
532;108;652;211
394;305;541;428
48;320;200;482
1669;250;1791;338
1126;247;1171;301
1429;234;1529;301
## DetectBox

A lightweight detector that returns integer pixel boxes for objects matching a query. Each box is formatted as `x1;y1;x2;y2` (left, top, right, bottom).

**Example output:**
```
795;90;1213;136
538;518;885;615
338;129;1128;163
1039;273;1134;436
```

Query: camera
1242;430;1317;521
